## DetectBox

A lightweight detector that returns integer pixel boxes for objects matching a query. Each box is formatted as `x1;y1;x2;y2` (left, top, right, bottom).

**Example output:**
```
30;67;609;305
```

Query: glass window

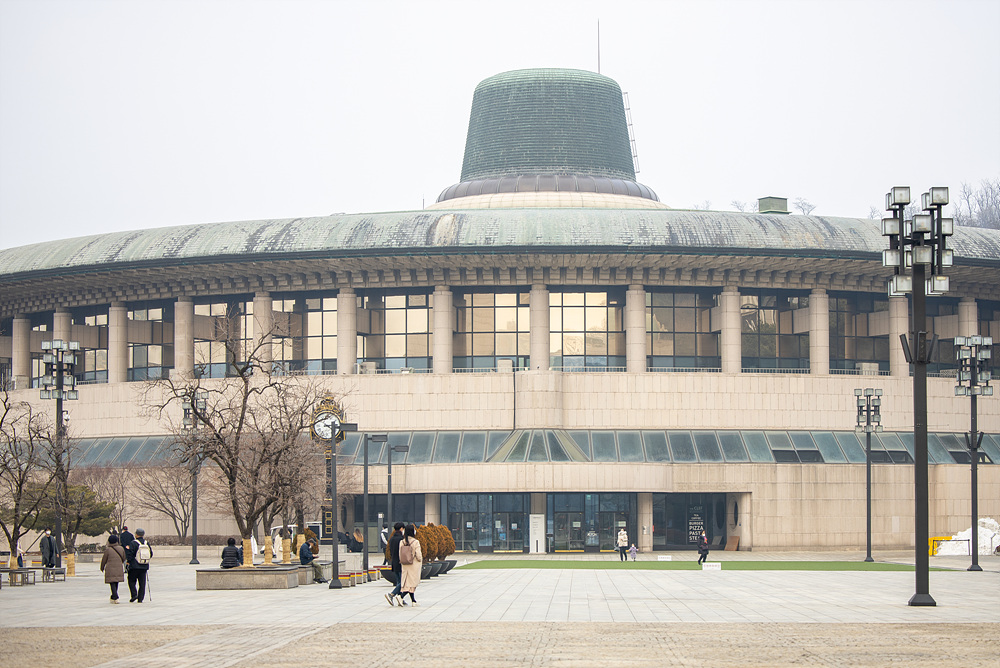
812;432;847;462
459;432;487;463
360;290;431;371
547;431;571;462
789;432;817;450
717;432;749;462
507;431;531;462
454;291;529;370
647;289;720;370
527;430;549;461
926;433;952;464
591;431;618;461
550;290;625;369
618;432;644;462
834;432;866;463
740;289;809;370
487;431;509;459
742;431;774;462
693;431;723;462
667;431;697;462
980;434;1000;464
642;431;670;461
568;431;592;460
435;432;461;463
407;432;434;464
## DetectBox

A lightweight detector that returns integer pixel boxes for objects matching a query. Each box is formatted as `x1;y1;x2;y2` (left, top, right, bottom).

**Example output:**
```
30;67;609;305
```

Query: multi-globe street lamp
182;390;207;565
854;387;883;563
954;335;993;572
362;433;388;577
881;185;954;607
39;339;81;568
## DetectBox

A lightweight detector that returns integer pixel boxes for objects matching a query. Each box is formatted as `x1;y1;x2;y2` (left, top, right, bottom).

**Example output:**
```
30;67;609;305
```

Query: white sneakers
385;592;395;606
395;595;406;606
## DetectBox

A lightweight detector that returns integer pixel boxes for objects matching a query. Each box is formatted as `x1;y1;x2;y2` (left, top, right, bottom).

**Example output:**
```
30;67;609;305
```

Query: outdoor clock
311;402;345;442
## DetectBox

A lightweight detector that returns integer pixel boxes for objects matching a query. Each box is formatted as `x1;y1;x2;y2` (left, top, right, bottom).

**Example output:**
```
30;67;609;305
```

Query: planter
377;567;398;585
441;559;457;573
428;561;443;577
420;563;432;579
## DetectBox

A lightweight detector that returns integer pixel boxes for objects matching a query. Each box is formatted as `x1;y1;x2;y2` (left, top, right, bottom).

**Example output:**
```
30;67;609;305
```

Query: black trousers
619;546;628;561
128;569;147;601
109;582;120;600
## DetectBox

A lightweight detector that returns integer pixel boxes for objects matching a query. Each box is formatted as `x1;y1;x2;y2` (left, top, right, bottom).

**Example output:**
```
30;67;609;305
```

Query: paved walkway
2;551;997;667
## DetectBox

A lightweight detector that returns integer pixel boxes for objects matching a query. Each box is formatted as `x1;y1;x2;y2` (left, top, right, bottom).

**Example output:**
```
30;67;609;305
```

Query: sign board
321;505;333;539
687;504;705;544
702;562;722;570
529;513;545;554
657;555;673;561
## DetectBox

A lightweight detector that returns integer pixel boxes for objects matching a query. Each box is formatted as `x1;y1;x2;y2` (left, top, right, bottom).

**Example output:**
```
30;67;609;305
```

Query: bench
41;567;66;582
297;560;337;585
196;565;299;590
0;568;36;586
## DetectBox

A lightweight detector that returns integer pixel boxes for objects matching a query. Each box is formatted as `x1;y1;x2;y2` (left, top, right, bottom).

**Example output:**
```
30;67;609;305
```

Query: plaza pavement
1;549;997;667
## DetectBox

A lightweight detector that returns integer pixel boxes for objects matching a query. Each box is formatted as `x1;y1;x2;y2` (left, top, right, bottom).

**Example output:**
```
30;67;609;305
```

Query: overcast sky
1;0;998;250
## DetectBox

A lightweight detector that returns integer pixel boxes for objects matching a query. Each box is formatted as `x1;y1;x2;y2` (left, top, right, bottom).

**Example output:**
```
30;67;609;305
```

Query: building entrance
547;492;636;553
553;511;585;551
442;493;529;552
651;492;728;549
450;512;479;552
598;511;628;551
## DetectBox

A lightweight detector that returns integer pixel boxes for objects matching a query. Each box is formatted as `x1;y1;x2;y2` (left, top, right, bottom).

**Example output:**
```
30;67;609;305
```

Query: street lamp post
954;335;993;572
362;433;387;577
855;387;883;563
881;185;953;607
327;419;357;589
386;443;410;531
182;390;207;565
39;339;80;568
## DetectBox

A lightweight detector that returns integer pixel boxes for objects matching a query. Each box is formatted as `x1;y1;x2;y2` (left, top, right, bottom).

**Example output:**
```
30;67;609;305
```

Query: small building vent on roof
758;196;789;214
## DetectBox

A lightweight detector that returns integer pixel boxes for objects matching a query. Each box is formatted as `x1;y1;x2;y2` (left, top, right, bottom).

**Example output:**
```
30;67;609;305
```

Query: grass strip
456;560;932;571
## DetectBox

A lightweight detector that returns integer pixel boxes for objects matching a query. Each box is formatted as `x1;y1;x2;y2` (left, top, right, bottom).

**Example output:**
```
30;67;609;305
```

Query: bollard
65;552;76;577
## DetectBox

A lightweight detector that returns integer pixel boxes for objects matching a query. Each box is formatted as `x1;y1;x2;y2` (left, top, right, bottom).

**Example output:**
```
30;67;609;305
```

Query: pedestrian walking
697;530;709;565
628;544;637;561
384;523;405;606
397;524;423;607
100;534;127;604
617;528;629;562
379;524;389;565
40;528;58;567
118;526;134;551
124;528;153;602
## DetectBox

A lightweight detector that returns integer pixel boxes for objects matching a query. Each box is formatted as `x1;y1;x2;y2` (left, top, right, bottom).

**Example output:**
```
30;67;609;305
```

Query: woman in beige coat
100;534;127;603
397;524;423;607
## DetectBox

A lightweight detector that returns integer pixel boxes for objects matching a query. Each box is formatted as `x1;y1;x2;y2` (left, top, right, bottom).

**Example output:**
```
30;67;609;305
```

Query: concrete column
958;298;978;338
625;284;647;373
529;284;550;371
424;493;441;525
889;295;909;377
720;287;741;374
809;288;830;375
432;286;453;374
637;492;653;553
337;289;357;375
174;297;195;380
252;292;273;365
107;302;129;383
12;316;31;388
53;308;72;342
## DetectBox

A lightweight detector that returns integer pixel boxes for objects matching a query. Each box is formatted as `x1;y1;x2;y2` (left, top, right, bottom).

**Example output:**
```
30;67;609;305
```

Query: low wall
196;565;299;590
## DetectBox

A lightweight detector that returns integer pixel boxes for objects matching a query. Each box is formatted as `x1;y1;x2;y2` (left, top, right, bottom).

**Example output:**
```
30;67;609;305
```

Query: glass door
554;511;584;551
492;512;525;552
449;512;478;551
598;511;628;551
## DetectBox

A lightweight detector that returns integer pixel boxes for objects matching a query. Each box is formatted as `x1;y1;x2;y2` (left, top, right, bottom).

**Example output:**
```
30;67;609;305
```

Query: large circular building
2;68;998;553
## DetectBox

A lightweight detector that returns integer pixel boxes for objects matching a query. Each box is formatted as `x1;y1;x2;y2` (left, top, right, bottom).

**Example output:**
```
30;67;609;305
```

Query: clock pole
327;416;357;590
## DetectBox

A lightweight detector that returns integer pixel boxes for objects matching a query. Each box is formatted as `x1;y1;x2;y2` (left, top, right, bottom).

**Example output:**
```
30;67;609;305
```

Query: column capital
177;296;194;303
110;301;127;309
810;288;827;296
254;291;271;300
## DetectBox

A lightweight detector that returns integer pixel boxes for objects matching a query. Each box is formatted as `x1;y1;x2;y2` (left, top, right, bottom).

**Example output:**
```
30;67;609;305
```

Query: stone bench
41;567;66;582
196;565;299;590
297;560;339;585
0;567;36;586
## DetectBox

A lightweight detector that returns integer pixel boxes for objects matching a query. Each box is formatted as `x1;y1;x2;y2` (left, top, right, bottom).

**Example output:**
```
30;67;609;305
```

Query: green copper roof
460;69;636;182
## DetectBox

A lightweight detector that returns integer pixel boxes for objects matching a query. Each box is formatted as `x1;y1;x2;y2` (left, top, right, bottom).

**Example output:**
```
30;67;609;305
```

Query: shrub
415;524;438;562
437;524;456;559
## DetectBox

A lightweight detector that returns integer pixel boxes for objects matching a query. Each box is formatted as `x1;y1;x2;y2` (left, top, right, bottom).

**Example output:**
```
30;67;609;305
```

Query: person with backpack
124;527;153;603
396;524;423;607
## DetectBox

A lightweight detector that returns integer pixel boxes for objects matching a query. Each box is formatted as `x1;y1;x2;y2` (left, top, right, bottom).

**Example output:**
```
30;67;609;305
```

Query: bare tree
0;389;56;567
143;316;345;566
731;200;748;213
76;464;130;530
793;198;817;216
955;178;1000;229
131;460;195;539
868;205;882;220
691;200;712;211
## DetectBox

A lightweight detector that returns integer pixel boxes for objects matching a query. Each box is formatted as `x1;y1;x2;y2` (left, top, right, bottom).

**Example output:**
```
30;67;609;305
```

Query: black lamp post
855;387;883;563
182;390;207;565
386;443;410;531
954;335;993;572
40;339;80;568
881;185;954;607
327;419;357;589
362;433;387;576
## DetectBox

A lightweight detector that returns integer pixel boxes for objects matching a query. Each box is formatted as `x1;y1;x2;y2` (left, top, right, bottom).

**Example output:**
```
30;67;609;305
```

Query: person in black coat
119;526;135;552
299;538;325;582
697;530;710;565
40;528;58;567
124;528;153;602
220;537;241;569
383;523;405;606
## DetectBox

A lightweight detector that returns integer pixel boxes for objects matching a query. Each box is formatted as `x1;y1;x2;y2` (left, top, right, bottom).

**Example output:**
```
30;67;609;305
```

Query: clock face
313;412;341;440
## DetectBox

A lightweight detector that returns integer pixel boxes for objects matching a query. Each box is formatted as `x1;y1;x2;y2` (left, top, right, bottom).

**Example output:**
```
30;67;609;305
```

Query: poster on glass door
687;505;705;544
